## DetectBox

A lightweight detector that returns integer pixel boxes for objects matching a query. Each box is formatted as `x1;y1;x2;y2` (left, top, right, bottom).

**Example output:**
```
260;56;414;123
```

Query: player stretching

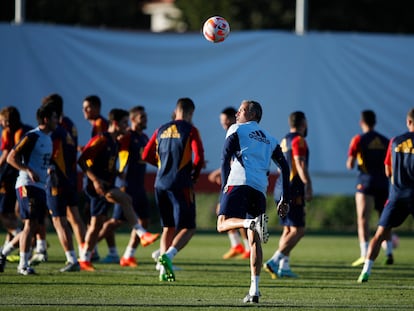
77;108;159;271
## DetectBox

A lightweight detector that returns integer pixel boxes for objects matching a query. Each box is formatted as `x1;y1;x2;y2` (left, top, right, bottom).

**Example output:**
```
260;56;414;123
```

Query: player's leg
105;188;159;247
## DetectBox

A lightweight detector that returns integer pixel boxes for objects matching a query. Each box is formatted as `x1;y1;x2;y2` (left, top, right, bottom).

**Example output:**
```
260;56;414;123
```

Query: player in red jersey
77;108;159;271
346;110;392;267
358;108;414;282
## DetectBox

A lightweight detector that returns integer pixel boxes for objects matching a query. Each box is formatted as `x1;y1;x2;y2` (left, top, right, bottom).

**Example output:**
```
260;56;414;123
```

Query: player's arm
77;135;107;196
292;137;312;202
208;168;221;185
220;132;238;190
190;127;205;183
6;135;39;182
142;130;158;167
272;144;290;201
346;135;360;170
384;139;393;178
0;130;13;167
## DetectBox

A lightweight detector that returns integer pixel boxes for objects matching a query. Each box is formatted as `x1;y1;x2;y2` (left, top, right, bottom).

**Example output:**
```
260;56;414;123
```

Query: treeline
1;0;414;34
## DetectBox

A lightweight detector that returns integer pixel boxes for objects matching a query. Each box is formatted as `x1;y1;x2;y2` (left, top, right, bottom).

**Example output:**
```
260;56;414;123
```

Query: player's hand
277;199;290;218
27;167;39;183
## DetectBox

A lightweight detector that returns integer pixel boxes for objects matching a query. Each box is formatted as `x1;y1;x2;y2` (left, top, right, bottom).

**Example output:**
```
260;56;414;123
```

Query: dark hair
42;93;63;117
84;95;101;109
361;110;376;127
407;108;414;121
0;106;23;131
221;107;237;119
289;111;306;128
176;97;195;114
37;102;57;125
130;105;145;116
242;100;262;123
108;108;129;123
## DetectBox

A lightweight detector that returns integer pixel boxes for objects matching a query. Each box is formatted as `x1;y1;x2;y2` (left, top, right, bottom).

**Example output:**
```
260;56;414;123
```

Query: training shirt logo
249;130;270;144
160;125;181;139
394;138;414;154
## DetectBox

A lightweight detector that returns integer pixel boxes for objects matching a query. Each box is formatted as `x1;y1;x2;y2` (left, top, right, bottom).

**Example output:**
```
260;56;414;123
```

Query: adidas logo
394;138;414;154
249;130;270;144
160;125;180;139
368;137;386;150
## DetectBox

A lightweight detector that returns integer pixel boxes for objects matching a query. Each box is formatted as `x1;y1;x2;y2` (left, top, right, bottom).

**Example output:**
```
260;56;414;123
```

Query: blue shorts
86;190;112;217
46;185;79;217
219;185;266;219
155;187;196;229
16;186;48;222
378;197;414;228
112;187;149;220
356;174;388;212
0;182;17;215
278;194;306;227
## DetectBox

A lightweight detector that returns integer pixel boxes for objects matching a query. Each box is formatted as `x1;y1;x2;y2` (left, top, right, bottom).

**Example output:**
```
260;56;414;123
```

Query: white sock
362;259;374;275
243;219;254;229
36;239;47;253
385;240;393;256
243;238;250;251
249;275;260;296
2;241;15;256
271;250;285;264
280;256;290;270
360;242;368;257
19;251;29;268
228;231;241;247
166;247;178;260
80;250;91;262
134;224;147;237
123;246;136;258
65;250;78;264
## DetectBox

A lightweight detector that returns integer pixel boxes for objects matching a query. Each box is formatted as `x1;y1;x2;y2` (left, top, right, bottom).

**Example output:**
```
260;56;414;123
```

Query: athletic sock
228;231;241;247
280;256;290;270
123;246;136;258
385;240;393;256
165;246;178;260
271;250;285;263
361;259;374;275
360;241;368;257
249;275;260;296
65;250;78;264
133;224;147;237
243;219;254;229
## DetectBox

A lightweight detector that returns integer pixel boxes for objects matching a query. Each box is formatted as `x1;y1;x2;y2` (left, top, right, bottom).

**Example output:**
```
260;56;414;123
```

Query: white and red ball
202;16;230;43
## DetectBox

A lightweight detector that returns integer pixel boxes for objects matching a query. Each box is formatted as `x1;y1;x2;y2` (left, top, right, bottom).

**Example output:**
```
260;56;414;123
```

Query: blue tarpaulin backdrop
1;23;413;194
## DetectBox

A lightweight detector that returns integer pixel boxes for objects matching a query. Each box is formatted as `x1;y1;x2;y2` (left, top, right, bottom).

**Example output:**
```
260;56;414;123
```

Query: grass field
0;232;413;310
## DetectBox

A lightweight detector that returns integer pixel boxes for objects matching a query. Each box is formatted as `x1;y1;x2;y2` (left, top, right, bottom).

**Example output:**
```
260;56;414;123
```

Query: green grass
1;232;413;310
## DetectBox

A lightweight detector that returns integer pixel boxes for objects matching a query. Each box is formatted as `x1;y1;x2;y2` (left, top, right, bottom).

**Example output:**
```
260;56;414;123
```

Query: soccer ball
202;16;230;43
381;233;400;250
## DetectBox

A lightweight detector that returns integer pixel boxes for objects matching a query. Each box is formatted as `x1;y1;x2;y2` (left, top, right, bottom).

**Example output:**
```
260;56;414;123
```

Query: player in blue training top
0;106;32;251
346;110;392;267
43;94;86;256
142;97;205;282
264;111;312;280
1;103;58;275
358;108;414;283
216;100;290;304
